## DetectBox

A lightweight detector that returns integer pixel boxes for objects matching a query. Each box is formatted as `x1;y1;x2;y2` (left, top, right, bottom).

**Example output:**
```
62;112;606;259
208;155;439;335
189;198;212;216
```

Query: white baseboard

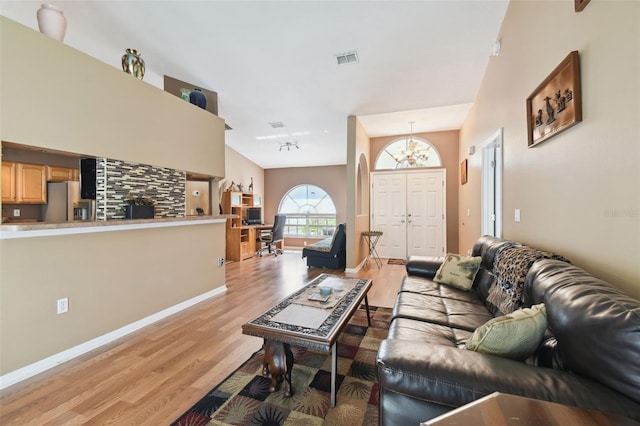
345;258;366;273
0;285;227;390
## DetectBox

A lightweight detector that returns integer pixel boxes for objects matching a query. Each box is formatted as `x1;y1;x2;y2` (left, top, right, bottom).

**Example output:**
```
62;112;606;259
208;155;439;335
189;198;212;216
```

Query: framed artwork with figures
575;0;590;12
526;51;582;148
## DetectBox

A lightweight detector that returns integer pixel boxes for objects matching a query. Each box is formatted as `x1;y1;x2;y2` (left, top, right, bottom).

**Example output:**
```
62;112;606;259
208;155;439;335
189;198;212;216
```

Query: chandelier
279;141;299;151
394;121;430;166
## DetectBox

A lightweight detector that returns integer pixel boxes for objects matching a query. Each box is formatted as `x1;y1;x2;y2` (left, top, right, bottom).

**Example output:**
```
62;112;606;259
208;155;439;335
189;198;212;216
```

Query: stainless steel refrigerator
43;181;95;222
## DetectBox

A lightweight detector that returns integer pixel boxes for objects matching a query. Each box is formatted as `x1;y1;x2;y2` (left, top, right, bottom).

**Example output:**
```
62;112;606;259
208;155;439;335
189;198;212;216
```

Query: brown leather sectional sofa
376;235;640;425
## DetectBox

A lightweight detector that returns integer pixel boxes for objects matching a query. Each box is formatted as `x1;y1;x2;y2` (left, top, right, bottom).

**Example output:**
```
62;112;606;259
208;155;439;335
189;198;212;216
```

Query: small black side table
362;231;383;268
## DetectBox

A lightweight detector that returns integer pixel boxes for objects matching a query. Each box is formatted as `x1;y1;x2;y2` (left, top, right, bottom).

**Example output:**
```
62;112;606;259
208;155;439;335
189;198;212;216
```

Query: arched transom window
375;137;442;170
278;184;337;237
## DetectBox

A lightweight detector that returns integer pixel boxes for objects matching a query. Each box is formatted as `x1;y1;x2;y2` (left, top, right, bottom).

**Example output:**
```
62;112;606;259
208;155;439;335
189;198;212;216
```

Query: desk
226;224;274;262
361;231;383;268
422;392;638;426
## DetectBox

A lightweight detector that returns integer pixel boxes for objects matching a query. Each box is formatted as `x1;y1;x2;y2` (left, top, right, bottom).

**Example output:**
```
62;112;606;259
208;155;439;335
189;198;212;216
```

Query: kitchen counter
0;215;233;239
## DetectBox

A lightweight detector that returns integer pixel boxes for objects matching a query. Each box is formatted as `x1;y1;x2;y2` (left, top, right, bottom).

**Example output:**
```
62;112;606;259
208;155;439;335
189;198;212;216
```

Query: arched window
278;184;337;237
375;137;442;170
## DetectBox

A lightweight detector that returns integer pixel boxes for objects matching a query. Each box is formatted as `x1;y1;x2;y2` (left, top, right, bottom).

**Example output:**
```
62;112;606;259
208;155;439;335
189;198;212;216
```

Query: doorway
481;128;503;237
371;169;446;259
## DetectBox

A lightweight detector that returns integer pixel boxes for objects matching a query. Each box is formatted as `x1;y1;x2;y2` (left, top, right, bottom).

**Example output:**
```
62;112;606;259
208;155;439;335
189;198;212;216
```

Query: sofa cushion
388;318;472;347
465;303;547;360
526;259;640;405
392;291;493;332
471;235;520;270
400;276;485;305
434;254;482;291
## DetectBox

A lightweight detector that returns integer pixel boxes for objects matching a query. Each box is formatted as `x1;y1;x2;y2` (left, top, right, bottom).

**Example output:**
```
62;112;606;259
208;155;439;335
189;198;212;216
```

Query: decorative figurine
262;340;293;397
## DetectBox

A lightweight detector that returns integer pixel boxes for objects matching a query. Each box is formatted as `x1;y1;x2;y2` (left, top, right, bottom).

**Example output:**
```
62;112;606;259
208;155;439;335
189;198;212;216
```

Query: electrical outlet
13;209;20;217
56;297;69;314
217;257;225;267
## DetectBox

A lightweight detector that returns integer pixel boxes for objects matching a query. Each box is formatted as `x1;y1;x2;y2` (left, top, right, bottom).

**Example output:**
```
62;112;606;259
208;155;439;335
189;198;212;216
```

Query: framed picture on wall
460;159;468;185
526;51;582;148
575;0;590;12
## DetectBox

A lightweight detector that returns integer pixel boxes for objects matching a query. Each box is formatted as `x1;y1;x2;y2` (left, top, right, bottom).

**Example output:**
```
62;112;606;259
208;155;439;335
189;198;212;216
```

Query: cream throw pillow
465;303;547;360
433;254;482;291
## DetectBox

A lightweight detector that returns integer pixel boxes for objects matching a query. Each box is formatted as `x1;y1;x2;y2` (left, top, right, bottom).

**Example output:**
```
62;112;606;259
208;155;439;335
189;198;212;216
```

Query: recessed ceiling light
256;133;289;140
335;50;358;65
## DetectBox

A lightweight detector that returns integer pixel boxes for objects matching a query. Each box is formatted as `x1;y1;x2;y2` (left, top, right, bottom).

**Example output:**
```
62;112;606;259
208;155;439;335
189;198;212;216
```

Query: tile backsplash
96;158;186;220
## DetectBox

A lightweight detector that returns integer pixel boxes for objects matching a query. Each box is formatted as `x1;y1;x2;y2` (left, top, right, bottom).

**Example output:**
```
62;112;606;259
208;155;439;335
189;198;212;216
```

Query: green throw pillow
433;254;482;291
465;303;547;360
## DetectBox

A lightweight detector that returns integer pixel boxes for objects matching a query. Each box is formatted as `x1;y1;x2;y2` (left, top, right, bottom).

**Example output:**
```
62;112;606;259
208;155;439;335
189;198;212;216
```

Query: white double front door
371;170;446;259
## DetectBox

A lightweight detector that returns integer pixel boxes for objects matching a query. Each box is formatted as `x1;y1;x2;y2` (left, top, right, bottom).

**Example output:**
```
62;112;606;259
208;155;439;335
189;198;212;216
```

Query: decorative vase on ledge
124;205;155;219
121;48;145;80
36;4;67;42
189;88;207;109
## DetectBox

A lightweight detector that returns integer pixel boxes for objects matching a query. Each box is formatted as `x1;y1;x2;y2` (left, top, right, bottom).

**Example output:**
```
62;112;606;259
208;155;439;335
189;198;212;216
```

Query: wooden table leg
365;295;371;326
262;340;294;397
331;342;337;407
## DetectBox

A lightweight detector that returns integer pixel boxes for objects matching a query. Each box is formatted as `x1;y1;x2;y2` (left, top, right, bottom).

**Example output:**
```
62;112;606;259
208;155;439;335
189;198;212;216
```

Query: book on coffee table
308;292;331;302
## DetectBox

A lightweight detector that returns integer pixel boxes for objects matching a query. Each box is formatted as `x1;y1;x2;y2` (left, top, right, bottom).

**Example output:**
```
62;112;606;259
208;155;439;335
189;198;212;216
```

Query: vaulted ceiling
2;1;509;169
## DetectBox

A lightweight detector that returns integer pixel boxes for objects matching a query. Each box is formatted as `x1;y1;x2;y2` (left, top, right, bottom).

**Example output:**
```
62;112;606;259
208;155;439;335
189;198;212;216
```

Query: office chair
257;214;286;257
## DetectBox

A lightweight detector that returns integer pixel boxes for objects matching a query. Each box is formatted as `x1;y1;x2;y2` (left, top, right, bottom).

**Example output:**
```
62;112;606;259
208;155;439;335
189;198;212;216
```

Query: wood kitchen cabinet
17;163;47;203
47;165;79;182
2;161;17;203
1;162;47;204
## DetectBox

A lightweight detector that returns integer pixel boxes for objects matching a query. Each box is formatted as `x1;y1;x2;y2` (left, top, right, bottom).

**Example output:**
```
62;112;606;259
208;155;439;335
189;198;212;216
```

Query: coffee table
241;273;373;406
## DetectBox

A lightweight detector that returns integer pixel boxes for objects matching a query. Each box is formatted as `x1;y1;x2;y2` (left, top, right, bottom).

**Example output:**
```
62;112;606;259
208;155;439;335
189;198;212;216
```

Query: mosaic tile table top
242;274;372;352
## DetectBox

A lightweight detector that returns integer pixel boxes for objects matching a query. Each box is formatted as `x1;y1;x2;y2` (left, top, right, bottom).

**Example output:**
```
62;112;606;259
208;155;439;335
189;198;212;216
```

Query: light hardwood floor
0;249;405;425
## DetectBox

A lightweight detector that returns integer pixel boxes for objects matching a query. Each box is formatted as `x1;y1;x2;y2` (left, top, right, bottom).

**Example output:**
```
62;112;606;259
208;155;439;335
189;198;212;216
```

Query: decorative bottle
36;4;67;42
189;88;207;109
121;49;145;80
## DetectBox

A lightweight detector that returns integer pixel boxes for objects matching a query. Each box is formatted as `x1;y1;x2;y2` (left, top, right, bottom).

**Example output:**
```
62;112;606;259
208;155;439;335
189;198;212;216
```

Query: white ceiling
1;0;508;169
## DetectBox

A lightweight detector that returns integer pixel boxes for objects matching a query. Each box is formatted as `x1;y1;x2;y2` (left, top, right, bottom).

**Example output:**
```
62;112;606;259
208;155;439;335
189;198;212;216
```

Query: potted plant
124;194;155;219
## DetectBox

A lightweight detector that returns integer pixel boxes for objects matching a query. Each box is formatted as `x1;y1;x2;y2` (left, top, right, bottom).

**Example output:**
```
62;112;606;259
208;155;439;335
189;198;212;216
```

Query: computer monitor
246;207;262;225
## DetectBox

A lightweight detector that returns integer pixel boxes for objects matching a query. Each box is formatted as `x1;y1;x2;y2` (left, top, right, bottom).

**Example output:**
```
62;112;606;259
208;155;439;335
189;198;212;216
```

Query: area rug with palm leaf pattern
172;306;392;426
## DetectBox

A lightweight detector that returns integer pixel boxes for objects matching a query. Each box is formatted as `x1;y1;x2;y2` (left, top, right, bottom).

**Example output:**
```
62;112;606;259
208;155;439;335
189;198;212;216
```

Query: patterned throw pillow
433;254;482;291
465;303;547;360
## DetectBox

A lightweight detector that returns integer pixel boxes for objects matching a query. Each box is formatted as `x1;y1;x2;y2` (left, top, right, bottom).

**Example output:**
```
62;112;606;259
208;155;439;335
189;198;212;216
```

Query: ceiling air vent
335;51;358;65
269;121;285;128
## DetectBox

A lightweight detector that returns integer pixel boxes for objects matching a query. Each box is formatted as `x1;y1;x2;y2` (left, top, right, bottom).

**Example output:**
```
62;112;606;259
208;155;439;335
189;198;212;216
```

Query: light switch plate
514;209;521;222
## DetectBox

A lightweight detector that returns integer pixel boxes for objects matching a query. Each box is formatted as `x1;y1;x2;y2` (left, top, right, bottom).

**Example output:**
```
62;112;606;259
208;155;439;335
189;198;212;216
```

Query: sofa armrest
406;256;442;279
377;339;640;418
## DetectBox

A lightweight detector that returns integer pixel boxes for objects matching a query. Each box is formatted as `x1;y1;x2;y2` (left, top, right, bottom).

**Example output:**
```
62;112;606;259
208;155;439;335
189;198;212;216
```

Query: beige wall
186;181;211;215
459;1;639;299
223;146;265;198
347;116;372;268
370;130;460;254
0;17;225;178
0;17;229;376
264;164;347;247
0;223;226;374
